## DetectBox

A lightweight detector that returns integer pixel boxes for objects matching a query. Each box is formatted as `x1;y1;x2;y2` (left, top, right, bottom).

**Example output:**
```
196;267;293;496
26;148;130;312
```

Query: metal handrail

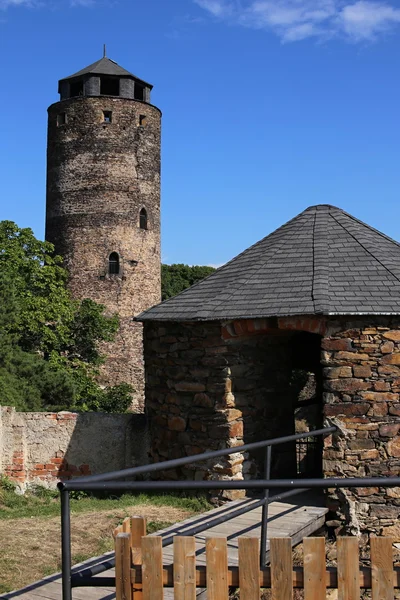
58;426;337;599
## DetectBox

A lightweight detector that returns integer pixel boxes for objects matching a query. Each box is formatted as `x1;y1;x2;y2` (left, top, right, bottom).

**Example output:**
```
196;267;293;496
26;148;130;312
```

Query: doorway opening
289;332;323;477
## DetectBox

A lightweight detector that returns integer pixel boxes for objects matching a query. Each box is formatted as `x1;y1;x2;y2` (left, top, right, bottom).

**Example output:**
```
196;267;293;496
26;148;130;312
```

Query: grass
0;476;210;594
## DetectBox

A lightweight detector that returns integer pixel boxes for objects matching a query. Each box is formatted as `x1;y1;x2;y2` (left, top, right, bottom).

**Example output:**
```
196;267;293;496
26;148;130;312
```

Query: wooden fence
113;516;400;599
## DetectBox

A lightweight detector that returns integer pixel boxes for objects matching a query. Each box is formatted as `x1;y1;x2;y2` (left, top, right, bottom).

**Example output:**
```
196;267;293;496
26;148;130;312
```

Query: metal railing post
61;488;72;600
260;445;272;568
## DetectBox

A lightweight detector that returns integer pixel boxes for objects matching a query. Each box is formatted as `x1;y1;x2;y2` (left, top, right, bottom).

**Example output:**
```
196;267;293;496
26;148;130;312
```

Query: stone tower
45;55;161;411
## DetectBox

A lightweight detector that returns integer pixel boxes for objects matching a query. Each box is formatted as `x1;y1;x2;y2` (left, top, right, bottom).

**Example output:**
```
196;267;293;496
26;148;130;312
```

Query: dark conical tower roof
59;56;152;88
137;204;400;321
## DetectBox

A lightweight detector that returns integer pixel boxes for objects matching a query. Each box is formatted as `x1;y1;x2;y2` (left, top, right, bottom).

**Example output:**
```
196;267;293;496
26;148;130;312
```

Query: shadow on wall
0;407;149;490
225;329;323;481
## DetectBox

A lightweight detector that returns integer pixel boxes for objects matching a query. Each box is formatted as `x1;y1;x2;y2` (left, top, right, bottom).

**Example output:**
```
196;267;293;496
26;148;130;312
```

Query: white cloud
194;0;233;18
338;1;400;41
194;0;400;42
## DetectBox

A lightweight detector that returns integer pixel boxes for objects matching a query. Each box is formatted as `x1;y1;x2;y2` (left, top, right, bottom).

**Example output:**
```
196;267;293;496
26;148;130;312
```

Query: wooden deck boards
1;498;327;600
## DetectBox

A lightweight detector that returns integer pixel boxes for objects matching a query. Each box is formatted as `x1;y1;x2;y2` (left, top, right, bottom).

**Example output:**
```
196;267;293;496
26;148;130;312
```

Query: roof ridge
311;208;330;314
329;205;400;249
196;212;313;319
330;212;400;285
137;204;400;323
137;206;317;320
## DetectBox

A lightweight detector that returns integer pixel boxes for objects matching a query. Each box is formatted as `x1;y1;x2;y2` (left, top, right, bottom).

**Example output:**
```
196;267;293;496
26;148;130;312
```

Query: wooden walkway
1;497;328;600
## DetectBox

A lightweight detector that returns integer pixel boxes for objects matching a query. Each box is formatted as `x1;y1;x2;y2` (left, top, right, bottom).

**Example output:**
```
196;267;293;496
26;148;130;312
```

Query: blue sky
1;0;400;266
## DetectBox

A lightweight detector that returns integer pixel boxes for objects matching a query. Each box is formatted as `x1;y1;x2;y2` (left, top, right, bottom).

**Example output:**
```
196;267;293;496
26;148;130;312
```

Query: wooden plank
206;537;228;600
131;517;146;599
304;537;326;600
131;516;147;549
337;537;360;600
122;517;131;534
115;533;132;600
238;537;259;600
174;537;196;600
371;536;394;600
270;537;293;600
142;536;163;600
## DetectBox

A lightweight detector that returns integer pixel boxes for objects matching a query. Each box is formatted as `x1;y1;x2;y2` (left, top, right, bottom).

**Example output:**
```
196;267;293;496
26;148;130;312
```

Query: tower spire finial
103;44;106;58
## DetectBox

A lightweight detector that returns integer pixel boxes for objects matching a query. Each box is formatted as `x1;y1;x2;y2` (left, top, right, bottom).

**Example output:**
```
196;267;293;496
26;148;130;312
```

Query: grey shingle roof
59;57;152;88
137;204;400;322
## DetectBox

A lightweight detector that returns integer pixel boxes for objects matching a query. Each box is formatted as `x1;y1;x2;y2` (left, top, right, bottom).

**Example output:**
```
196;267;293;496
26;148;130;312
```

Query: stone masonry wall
144;321;299;499
0;407;149;490
46;97;162;410
144;316;400;530
323;318;400;535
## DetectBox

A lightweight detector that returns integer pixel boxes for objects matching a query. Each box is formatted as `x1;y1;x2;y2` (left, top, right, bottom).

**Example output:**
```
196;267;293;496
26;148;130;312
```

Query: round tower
45;55;161;410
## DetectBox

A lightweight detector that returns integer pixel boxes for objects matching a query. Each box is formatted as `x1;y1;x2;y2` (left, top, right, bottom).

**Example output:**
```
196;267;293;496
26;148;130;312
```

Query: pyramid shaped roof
59;57;152;88
138;205;400;322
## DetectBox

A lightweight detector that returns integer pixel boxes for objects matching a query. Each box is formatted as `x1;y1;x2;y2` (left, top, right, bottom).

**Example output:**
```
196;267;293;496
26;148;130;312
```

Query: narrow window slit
140;208;148;230
109;252;120;275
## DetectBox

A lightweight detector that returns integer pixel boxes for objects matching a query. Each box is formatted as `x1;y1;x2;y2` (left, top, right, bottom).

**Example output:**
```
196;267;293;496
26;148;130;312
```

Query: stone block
389;405;400;416
322;339;353;351
325;403;369;417
381;341;395;354
383;330;400;342
356;487;379;496
379;365;400;376
370;504;400;519
380;354;400;366
359;449;379;459
189;419;203;432
349;439;375;450
323;367;352;379
325;379;370;392
335;351;369;362
193;393;213;407
388;437;400;457
373;381;390;391
381;523;400;537
353;365;372;378
228;421;244;438
175;382;206;393
224;409;242;422
371;403;388;417
168;416;187;432
360;392;399;402
379;424;400;438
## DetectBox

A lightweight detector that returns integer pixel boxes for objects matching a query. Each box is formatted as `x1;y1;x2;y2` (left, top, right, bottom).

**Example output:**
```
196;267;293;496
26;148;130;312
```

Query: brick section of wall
323;318;400;535
46;96;162;410
0;407;149;490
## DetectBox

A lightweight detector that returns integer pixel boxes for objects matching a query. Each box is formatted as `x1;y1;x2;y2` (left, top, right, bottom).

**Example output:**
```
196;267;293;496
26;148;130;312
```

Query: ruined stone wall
0;407;149;490
46;97;161;410
144;315;400;529
323;318;400;535
144;321;297;498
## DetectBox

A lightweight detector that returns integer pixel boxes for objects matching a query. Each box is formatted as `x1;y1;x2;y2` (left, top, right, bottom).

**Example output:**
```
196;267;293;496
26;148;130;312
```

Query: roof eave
135;310;400;323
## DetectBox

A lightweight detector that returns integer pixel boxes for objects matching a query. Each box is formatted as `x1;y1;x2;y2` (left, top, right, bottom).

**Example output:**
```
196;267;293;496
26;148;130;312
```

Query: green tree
161;264;216;301
0;221;132;413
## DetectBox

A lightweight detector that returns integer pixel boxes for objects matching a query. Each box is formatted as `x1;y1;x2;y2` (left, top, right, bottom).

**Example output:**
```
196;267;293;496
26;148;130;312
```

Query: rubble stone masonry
144;321;300;500
322;317;400;535
46;97;161;410
0;407;149;490
144;316;400;529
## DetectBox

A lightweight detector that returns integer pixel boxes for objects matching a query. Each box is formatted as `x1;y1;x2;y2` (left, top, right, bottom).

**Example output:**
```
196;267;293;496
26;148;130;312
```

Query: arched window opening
140;208;148;230
109;252;120;275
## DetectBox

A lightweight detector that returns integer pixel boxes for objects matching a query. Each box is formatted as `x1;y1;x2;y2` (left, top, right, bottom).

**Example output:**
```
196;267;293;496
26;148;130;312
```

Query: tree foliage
161;264;216;301
0;221;132;412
